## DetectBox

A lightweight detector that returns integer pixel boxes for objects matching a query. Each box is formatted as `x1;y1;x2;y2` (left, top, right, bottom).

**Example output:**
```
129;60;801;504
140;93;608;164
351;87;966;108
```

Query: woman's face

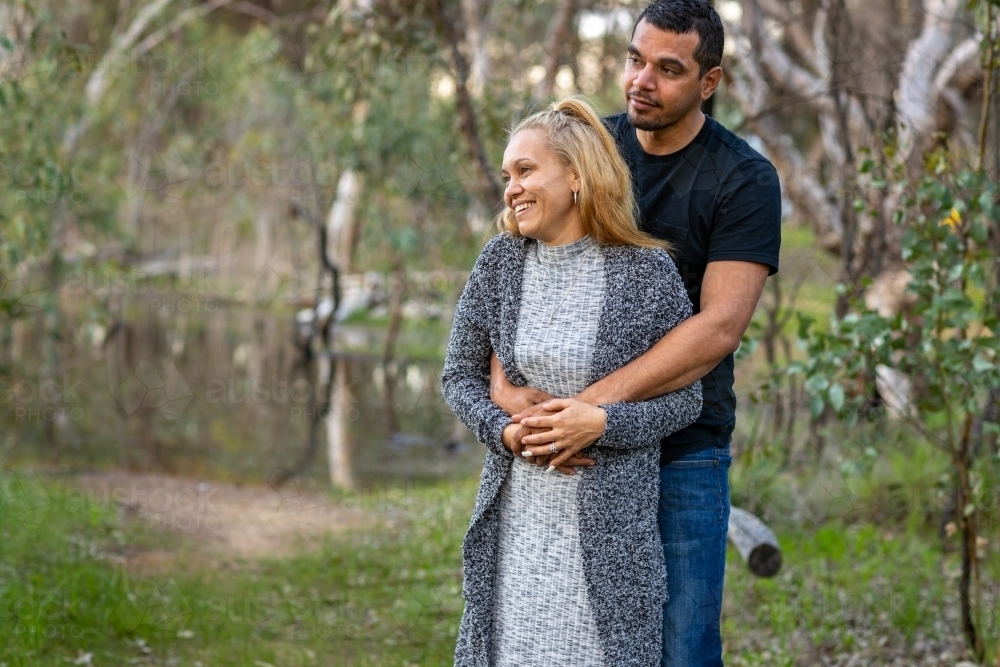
501;129;583;245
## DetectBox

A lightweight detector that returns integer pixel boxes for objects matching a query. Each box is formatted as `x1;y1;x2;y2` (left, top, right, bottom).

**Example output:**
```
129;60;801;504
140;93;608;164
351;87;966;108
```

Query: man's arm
518;261;770;463
578;260;770;404
490;352;554;414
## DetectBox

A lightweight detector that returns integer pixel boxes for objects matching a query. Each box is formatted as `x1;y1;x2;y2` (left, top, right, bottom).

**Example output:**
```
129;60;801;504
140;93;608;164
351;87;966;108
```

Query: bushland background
1;0;999;664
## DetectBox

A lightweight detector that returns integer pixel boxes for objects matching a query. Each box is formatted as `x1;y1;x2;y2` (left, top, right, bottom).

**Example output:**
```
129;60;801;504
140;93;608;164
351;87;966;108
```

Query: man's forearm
576;311;739;405
577;261;769;406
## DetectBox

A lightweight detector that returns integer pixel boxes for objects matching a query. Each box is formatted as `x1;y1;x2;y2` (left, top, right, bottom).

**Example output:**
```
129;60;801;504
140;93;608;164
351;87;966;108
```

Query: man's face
623;19;707;132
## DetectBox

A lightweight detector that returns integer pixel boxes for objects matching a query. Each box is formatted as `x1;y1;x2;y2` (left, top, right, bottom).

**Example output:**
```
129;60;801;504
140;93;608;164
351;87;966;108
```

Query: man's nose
633;64;655;90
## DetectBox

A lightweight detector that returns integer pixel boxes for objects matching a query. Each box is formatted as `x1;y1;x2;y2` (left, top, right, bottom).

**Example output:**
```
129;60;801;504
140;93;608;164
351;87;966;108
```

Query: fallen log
728;506;782;577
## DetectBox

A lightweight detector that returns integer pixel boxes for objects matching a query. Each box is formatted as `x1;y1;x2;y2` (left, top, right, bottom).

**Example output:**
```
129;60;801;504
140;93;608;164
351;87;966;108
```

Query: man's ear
701;66;723;100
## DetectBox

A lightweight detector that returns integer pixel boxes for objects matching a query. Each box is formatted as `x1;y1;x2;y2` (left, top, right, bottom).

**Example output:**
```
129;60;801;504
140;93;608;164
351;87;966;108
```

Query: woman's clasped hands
500;398;607;475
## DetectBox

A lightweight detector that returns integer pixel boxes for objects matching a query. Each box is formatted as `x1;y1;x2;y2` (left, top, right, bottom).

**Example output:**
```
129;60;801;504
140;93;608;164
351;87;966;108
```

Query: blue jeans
658;446;732;667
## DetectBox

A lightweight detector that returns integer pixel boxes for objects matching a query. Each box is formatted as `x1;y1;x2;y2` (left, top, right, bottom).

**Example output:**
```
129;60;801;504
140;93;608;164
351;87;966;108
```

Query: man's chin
627;109;672;132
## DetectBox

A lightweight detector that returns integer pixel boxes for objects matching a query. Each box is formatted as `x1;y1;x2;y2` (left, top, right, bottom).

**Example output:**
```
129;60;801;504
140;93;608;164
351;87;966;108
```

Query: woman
441;97;702;667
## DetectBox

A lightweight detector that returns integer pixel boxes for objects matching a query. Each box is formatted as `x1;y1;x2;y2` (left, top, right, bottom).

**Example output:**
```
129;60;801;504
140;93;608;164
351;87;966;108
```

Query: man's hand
502;421;594;475
519;399;607;470
490;353;554;416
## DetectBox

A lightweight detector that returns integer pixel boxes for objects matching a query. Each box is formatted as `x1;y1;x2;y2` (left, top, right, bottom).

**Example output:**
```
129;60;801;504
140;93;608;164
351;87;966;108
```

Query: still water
0;298;483;490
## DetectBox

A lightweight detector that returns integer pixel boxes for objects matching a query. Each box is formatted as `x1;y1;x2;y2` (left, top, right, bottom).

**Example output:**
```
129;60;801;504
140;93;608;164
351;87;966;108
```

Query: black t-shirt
604;113;782;465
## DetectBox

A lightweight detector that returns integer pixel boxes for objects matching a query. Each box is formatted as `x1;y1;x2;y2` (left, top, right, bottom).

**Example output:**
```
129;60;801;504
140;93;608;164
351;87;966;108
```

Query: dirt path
67;472;371;568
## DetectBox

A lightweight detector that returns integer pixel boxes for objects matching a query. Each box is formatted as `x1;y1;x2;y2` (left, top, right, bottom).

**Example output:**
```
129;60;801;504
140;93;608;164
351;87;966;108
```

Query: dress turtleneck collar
534;235;598;265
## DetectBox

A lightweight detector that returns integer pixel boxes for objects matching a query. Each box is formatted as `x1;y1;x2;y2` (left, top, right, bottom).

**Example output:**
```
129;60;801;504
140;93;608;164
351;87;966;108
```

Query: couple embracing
441;1;782;665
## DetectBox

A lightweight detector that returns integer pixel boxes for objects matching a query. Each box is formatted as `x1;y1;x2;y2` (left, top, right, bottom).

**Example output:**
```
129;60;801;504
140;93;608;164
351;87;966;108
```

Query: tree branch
132;0;236;57
429;0;503;206
896;0;963;161
755;0;819;75
63;0;177;155
723;52;843;252
224;0;280;26
533;0;577;103
461;0;492;94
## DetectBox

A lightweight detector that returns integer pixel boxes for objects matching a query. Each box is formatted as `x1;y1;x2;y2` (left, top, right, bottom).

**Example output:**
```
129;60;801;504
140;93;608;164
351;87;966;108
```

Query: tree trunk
326;170;363;274
461;0;492;95
954;416;985;661
429;0;503;206
326;355;355;489
383;268;407;362
534;0;577;102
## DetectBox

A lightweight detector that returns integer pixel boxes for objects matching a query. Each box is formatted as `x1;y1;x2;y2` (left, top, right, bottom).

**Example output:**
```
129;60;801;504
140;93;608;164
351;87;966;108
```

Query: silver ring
549;443;558;454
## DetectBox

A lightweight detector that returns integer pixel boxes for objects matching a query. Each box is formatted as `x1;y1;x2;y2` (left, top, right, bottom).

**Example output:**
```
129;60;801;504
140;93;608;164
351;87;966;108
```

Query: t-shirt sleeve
707;159;781;275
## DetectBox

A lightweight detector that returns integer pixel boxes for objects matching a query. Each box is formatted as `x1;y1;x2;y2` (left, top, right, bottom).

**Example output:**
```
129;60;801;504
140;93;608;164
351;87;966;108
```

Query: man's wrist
577;384;618;406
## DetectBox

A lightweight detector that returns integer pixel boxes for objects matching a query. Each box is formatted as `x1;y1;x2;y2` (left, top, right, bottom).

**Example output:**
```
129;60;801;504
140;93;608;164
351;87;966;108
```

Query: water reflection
0;299;481;489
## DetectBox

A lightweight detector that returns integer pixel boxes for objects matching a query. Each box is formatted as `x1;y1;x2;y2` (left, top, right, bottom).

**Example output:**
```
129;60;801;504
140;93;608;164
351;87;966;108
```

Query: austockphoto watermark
60;480;225;533
63;266;221;300
73;49;222;96
2;594;90;640
149;80;219;96
204;377;357;415
61;480;220;515
1;376;85;422
882;485;1000;519
1;161;85;205
202;160;350;201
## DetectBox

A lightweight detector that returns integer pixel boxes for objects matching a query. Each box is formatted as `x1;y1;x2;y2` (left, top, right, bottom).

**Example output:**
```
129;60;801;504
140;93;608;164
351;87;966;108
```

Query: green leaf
810;395;826;420
806;375;830;393
829;384;845;412
972;354;994;372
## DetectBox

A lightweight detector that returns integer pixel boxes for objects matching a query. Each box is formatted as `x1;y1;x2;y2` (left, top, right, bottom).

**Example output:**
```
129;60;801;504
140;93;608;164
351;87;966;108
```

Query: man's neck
635;109;706;156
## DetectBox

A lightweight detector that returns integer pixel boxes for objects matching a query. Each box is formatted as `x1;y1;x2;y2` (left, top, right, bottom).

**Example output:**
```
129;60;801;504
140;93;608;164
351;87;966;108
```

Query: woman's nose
505;177;522;200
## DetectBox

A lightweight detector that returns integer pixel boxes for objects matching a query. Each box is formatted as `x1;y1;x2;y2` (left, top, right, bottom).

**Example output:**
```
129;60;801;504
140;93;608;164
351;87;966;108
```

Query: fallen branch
728;506;782;577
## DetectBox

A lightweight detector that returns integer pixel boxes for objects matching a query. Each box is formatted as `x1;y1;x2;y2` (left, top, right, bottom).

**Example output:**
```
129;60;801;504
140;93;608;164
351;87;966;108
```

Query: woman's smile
501;128;582;245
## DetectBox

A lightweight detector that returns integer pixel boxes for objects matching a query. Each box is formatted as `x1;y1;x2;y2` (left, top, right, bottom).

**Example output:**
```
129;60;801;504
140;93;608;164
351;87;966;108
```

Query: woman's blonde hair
495;96;669;250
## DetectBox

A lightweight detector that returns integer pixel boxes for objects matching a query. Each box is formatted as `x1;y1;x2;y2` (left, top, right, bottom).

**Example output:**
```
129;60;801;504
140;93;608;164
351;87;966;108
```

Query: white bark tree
62;0;236;156
720;0;988;283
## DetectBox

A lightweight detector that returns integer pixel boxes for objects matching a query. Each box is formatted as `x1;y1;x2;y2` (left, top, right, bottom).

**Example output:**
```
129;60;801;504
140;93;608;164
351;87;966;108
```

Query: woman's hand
503;422;595;476
517;399;607;470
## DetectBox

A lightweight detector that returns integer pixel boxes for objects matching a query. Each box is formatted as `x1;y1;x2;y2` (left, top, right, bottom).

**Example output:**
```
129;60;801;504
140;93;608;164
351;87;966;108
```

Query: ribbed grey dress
491;235;606;666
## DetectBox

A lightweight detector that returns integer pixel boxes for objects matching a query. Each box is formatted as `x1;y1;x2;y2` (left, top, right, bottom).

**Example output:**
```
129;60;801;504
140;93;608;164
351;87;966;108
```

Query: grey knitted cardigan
441;233;703;667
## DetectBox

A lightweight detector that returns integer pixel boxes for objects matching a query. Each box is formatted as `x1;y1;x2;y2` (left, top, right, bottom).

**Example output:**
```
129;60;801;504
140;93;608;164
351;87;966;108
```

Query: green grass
1;451;994;666
0;474;474;666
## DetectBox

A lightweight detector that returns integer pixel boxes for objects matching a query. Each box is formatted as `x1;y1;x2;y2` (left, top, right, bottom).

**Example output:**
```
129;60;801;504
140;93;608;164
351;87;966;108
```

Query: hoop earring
573;191;578;206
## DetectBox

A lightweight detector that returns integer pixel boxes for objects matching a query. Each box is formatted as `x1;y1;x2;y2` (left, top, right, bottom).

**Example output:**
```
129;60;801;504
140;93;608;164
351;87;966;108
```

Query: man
489;1;781;665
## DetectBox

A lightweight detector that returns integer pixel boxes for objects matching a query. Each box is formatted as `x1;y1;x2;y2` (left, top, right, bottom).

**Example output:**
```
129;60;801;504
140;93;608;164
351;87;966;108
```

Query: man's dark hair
633;0;724;77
